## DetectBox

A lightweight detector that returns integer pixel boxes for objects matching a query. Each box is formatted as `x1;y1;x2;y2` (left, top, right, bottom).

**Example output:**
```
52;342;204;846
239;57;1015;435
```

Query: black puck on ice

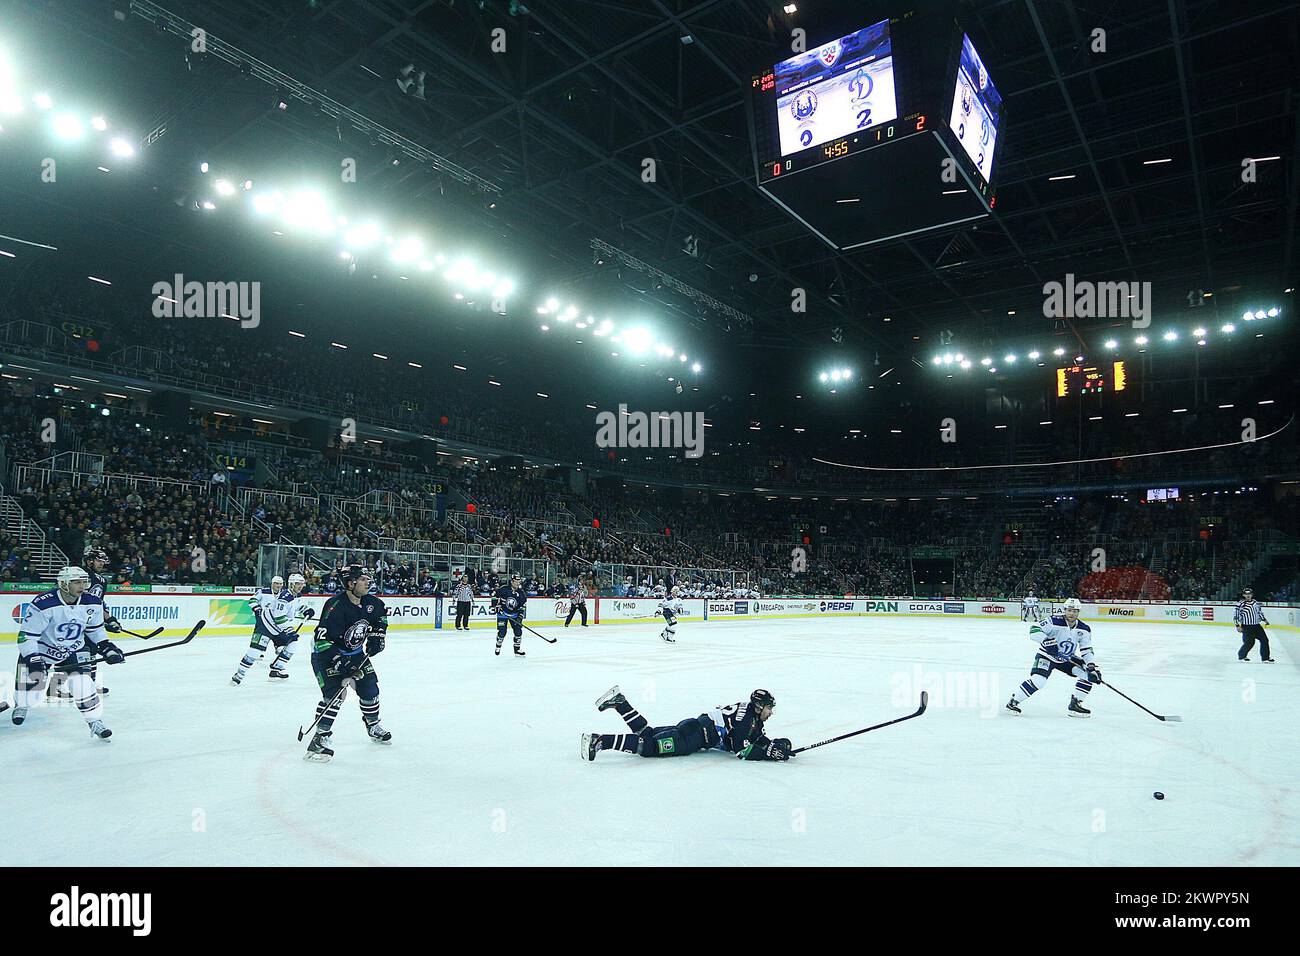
1153;791;1165;800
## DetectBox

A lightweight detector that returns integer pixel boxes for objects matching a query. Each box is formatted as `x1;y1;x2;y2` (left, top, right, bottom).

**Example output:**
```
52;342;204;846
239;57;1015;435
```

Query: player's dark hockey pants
455;601;472;629
599;694;719;757
496;616;523;650
1237;624;1270;660
565;602;587;626
311;651;381;733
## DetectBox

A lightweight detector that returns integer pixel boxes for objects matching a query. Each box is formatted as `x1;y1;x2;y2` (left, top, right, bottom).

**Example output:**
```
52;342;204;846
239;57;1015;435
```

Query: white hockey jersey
1029;614;1094;665
1022;595;1040;610
17;589;107;664
251;587;306;636
659;597;685;620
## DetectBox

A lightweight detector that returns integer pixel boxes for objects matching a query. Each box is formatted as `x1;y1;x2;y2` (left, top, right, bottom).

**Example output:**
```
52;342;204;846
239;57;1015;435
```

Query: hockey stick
117;626;164;640
1099;680;1182;722
791;691;929;755
65;620;207;668
297;655;370;741
499;610;556;643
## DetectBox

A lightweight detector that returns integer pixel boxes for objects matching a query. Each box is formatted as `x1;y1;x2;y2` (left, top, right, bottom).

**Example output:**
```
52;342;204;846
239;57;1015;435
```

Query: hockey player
7;566;123;739
656;585;684;642
1021;589;1041;622
304;565;390;762
47;545;120;701
1005;597;1101;718
581;686;794;762
564;577;588;627
231;573;313;684
491;571;528;657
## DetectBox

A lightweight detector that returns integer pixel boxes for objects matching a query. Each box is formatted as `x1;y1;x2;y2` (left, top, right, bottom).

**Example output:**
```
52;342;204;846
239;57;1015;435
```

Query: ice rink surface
2;616;1297;867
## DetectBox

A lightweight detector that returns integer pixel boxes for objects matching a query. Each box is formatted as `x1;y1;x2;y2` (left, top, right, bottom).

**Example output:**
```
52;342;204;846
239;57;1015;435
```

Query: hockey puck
1153;791;1165;800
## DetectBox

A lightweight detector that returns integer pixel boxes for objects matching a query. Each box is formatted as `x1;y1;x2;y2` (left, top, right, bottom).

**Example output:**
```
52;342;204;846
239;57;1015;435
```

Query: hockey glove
104;616;123;634
763;739;794;762
300;608;316;620
1086;662;1102;684
366;631;386;656
97;641;126;665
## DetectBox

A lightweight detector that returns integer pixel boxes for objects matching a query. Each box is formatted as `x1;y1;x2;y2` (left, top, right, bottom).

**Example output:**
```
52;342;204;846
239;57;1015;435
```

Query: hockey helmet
57;566;91;589
750;688;776;711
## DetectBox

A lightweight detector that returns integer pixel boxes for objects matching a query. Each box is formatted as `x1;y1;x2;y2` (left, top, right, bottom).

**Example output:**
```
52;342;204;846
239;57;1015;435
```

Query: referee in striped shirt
453;577;474;631
1234;588;1274;662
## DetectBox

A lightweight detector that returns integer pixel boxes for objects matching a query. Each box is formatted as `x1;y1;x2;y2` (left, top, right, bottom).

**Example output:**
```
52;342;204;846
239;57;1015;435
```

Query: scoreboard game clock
1055;361;1128;398
748;3;1004;250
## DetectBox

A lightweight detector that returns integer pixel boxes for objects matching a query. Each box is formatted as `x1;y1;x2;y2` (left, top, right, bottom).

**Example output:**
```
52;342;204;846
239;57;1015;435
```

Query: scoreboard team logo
818;40;841;68
791;90;818;122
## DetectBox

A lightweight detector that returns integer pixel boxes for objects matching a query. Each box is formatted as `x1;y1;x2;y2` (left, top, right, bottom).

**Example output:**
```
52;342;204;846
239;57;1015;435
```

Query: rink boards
1;593;1296;641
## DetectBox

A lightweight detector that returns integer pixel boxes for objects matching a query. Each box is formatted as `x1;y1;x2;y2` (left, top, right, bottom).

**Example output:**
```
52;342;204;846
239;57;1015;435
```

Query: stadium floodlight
343;221;380;248
390;236;424;263
90;115;107;131
546;297;559;311
281;190;333;234
932;355;943;366
819;372;829;382
492;279;514;298
842;368;852;379
199;161;209;173
679;353;687;362
33;91;52;109
108;137;134;157
214;179;236;197
1134;335;1148;345
960;360;972;370
692;363;702;373
1266;307;1279;317
622;325;653;355
1162;330;1178;342
0;48;20;116
831;370;842;382
252;190;283;215
980;356;992;365
1004;354;1017;363
1242;310;1254;321
1053;347;1065;356
1221;323;1235;333
201;200;216;210
1027;350;1040;360
1104;339;1118;349
51;112;84;141
1192;327;1207;337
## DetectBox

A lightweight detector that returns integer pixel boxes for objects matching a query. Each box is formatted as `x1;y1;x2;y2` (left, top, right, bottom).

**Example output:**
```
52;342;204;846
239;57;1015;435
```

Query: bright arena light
108;137;134;157
1266;307;1279;317
90;115;107;131
1193;327;1207;337
1104;339;1118;349
819;372;829;382
1053;347;1066;356
692;362;701;373
33;91;52;109
1163;331;1178;341
622;325;653;355
980;357;992;365
252;190;283;215
51;112;84;141
1134;335;1148;345
214;179;236;197
1221;323;1235;333
343;221;381;248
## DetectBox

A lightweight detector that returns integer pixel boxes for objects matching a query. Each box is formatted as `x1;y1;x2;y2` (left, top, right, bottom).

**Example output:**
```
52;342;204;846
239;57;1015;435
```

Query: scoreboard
753;20;902;182
747;5;1004;250
1055;361;1128;398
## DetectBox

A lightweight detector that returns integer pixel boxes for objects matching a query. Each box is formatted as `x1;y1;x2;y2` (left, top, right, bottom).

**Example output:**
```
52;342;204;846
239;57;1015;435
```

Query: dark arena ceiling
0;0;1297;457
